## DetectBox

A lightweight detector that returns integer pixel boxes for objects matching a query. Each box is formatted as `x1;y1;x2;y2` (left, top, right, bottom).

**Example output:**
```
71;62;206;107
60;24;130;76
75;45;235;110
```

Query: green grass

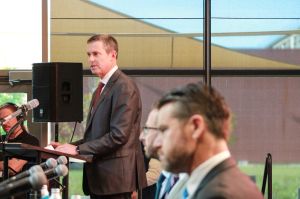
240;164;300;199
69;169;84;196
68;164;300;199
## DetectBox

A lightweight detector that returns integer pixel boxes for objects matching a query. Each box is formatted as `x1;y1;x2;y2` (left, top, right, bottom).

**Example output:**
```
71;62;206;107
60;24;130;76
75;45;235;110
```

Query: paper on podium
69;157;85;163
44;145;55;150
44;145;87;163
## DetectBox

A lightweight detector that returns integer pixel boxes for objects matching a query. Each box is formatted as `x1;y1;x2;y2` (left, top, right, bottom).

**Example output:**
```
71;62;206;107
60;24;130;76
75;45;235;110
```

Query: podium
1;142;92;199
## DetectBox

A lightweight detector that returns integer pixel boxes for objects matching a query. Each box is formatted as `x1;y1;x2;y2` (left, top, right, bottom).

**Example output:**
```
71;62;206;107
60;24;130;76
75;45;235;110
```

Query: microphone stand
261;153;272;199
52;178;66;189
2;116;25;180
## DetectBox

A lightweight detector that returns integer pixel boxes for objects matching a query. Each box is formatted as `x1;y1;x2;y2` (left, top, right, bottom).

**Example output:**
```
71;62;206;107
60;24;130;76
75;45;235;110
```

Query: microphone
44;164;68;180
40;156;67;172
0;99;39;125
0;157;58;187
0;171;47;198
39;156;67;172
0;165;43;187
0;157;67;188
57;156;68;165
41;158;57;170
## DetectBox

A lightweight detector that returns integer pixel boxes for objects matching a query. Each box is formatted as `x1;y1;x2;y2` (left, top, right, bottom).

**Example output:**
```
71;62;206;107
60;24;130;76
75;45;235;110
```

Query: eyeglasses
142;126;160;134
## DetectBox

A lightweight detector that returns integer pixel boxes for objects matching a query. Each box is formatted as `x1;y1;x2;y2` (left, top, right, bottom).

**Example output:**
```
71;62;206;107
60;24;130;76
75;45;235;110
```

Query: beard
161;147;193;174
145;146;159;159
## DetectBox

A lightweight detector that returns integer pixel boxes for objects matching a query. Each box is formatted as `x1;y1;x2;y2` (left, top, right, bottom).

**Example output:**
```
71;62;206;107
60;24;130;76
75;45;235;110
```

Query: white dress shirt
100;65;118;90
185;151;231;199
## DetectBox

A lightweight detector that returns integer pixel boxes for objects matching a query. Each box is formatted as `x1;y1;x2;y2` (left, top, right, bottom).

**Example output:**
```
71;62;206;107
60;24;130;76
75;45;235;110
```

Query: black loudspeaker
32;62;83;122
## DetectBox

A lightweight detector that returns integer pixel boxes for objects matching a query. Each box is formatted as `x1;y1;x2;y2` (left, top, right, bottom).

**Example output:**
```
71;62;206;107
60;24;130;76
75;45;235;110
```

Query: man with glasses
139;107;162;199
139;107;180;199
154;82;263;199
140;108;161;159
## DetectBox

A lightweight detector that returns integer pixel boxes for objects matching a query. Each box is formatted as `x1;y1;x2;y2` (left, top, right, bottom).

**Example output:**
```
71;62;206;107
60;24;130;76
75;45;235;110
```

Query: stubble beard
163;148;192;174
146;147;159;159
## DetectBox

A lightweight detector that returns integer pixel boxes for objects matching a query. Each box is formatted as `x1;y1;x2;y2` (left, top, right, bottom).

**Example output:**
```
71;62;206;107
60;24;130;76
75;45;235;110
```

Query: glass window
0;1;42;69
51;0;300;69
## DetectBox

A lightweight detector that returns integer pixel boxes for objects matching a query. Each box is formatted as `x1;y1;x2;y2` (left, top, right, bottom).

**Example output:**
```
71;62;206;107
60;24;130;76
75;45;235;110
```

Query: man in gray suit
54;34;147;199
154;82;263;199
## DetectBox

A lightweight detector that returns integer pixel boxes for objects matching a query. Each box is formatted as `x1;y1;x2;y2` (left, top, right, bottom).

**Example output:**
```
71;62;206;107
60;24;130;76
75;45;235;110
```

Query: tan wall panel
51;36;88;65
52;20;173;34
211;46;299;69
51;34;299;69
173;37;203;67
117;37;172;68
52;0;124;18
173;37;298;69
51;36;172;68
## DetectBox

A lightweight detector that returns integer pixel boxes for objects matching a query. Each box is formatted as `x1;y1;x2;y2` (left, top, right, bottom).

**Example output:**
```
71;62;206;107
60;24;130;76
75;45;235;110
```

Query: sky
90;0;300;49
0;0;42;69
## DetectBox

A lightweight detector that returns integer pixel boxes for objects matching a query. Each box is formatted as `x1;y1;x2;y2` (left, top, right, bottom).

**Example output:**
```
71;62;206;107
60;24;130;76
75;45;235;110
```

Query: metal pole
203;0;211;87
55;122;59;142
268;153;272;199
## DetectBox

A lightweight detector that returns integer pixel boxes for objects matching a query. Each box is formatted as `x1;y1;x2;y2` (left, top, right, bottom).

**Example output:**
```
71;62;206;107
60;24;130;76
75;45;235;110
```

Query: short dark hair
0;102;27;130
0;102;18;115
87;34;118;58
158;82;231;139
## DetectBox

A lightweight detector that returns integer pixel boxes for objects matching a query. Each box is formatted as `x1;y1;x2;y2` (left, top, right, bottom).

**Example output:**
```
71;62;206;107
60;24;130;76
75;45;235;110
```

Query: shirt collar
185;150;231;198
101;65;118;85
161;170;171;178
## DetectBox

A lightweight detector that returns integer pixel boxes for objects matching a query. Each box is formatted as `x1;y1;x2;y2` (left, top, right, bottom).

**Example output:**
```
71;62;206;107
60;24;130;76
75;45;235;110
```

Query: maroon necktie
92;82;105;109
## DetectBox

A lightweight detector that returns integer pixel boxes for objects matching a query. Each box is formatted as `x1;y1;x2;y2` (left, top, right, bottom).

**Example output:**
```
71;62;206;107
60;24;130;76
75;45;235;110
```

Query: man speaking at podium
53;34;147;199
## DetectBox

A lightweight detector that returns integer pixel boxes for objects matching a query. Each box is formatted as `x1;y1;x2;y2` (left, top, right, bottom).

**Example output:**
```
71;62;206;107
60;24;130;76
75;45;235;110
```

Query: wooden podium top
0;142;92;163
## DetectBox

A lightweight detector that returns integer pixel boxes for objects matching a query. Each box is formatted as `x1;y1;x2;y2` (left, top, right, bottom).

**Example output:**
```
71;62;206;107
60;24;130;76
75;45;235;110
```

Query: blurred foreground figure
139;107;162;199
154;82;263;199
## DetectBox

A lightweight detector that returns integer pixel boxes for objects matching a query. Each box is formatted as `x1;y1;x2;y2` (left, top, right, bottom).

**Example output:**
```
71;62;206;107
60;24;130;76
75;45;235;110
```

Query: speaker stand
55;122;59;142
52;122;61;189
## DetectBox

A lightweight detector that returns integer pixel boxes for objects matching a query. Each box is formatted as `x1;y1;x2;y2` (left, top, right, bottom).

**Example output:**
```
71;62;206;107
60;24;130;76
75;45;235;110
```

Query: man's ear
189;114;205;140
111;50;117;59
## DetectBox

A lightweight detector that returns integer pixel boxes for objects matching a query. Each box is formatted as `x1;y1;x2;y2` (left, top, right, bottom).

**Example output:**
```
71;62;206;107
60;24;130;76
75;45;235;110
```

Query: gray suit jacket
75;69;147;195
192;158;263;199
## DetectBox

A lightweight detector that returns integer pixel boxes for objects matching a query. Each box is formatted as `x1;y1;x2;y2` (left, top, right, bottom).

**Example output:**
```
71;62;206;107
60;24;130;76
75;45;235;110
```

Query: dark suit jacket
142;147;157;199
75;69;147;195
192;158;263;199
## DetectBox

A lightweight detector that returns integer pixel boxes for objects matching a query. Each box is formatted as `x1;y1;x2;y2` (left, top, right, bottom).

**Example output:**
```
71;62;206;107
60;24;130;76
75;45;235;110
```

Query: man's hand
50;141;62;149
131;191;138;199
55;143;77;155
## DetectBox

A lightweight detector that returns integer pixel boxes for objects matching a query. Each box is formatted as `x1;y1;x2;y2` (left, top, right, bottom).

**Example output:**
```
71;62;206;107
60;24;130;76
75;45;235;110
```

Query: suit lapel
85;70;122;129
86;90;97;122
195;158;236;193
